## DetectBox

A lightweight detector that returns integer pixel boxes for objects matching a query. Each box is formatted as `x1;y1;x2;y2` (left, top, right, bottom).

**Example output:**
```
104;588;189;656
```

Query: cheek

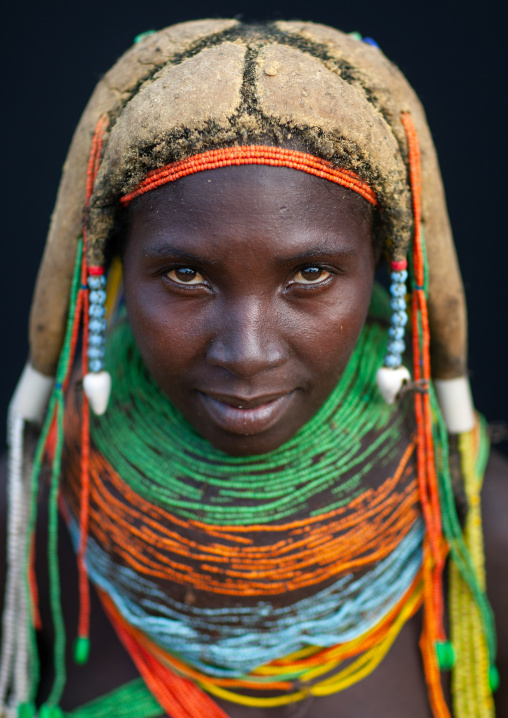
290;273;374;384
122;275;208;390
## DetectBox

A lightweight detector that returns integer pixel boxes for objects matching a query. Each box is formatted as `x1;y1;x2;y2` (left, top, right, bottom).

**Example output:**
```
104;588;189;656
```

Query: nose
206;299;288;379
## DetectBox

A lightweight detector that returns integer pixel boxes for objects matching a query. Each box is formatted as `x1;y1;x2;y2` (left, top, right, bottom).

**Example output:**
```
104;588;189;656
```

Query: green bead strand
435;640;456;671
17;702;36;718
488;665;500;693
64;678;162;718
39;704;64;718
91;286;407;529
24;240;84;705
73;637;90;665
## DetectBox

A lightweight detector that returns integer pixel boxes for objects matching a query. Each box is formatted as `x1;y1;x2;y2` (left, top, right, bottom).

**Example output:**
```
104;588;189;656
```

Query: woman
1;19;507;718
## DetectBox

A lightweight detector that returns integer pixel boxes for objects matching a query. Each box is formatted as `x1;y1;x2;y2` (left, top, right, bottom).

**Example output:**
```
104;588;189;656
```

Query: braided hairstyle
30;19;466;384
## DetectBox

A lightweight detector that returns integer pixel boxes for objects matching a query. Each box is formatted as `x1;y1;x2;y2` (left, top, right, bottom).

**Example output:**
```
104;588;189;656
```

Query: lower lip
198;392;295;435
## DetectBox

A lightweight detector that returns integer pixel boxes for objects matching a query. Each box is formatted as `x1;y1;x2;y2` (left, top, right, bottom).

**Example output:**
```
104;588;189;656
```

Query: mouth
197;390;296;436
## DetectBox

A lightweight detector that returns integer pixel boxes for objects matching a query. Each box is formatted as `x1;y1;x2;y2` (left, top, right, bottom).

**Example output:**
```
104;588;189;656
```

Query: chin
200;426;294;457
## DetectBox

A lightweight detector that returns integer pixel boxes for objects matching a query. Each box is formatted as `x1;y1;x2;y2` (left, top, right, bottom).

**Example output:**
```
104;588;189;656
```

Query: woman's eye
292;267;332;284
166;267;205;285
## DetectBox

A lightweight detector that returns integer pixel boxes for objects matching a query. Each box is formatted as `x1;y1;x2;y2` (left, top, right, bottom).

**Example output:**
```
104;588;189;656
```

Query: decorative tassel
82;118;111;420
376;260;411;403
449;424;496;718
401;110;450;717
74;115;109;665
375;366;411;404
0;413;30;711
83;372;111;417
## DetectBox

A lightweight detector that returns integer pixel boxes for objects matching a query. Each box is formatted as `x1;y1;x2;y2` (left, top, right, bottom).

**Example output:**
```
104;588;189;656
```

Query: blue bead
392;311;408;327
384;353;400;368
390;297;406;312
89;289;107;305
88;359;103;373
89;304;106;318
89;318;107;333
88;275;106;289
387;339;405;355
88;333;105;346
134;29;157;44
363;37;379;48
388;326;405;340
391;270;408;283
87;346;105;359
390;282;406;297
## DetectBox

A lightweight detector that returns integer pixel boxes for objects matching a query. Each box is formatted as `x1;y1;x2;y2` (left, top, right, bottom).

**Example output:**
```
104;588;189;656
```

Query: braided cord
22;240;84;707
449;419;495;718
64;678;162;718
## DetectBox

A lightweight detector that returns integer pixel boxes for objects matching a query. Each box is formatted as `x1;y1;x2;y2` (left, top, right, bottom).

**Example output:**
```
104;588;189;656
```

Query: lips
198;391;296;435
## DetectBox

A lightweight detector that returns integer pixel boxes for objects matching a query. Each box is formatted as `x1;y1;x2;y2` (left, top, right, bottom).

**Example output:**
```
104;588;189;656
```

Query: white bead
83;371;112;415
376;365;411;404
9;364;54;423
433;377;475;433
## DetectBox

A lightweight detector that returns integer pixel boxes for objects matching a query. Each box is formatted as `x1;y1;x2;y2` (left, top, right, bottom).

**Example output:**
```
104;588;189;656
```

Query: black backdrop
1;0;507;454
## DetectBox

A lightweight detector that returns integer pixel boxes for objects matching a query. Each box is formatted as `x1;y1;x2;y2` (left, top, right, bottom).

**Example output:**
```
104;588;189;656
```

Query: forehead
125;164;374;258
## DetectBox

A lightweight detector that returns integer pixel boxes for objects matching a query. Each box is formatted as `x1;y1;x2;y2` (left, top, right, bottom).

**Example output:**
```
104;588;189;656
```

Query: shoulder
481;448;508;712
482;448;508;585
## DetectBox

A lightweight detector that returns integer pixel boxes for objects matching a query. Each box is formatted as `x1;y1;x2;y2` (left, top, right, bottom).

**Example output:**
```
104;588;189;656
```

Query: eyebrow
141;243;218;265
141;241;357;264
274;245;358;262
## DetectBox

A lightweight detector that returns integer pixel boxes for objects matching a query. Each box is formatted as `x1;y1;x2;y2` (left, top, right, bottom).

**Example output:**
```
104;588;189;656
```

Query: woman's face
122;164;375;456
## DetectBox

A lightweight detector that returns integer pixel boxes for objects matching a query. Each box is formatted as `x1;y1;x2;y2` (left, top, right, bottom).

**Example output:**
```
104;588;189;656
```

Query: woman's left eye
165;267;206;285
292;267;332;284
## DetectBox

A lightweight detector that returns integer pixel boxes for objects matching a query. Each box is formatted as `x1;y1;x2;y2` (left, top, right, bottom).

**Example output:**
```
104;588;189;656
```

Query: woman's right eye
165;267;206;285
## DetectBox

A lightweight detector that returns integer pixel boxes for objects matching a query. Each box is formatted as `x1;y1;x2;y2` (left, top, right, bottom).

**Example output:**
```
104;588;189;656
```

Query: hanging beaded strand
75;115;110;669
82;112;111;420
83;267;110;415
87;270;107;373
386;259;409;368
400;111;454;718
375;259;411;404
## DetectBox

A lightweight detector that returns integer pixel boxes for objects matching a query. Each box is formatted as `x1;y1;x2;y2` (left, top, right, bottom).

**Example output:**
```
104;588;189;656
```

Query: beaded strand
385;264;409;369
120;146;378;208
5;120;496;718
401;111;451;718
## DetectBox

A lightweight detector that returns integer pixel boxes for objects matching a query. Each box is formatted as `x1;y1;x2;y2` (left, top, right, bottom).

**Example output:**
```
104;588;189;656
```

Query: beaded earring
83;266;111;416
375;258;411;403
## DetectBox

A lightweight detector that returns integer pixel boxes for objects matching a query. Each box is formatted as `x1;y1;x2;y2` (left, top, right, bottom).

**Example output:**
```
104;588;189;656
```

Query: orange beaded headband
120;145;378;207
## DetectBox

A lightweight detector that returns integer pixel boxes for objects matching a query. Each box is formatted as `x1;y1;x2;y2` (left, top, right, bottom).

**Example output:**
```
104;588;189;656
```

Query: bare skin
122;165;375;456
1;165;507;716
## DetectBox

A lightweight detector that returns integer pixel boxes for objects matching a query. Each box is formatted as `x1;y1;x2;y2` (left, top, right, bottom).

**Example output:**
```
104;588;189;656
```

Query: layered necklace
60;285;425;717
1;117;495;718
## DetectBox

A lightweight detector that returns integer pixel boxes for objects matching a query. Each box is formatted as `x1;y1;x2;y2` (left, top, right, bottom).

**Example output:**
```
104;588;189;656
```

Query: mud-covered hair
30;19;466;381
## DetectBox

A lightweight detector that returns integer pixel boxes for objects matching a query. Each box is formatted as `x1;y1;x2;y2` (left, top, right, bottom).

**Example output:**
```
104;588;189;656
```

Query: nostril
206;335;288;379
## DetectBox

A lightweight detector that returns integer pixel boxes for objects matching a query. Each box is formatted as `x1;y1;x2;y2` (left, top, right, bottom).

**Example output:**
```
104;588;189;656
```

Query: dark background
1;0;507;454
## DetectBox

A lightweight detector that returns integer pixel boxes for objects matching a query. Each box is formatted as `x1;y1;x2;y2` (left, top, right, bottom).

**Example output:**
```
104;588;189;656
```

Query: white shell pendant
83;371;112;415
376;366;411;404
